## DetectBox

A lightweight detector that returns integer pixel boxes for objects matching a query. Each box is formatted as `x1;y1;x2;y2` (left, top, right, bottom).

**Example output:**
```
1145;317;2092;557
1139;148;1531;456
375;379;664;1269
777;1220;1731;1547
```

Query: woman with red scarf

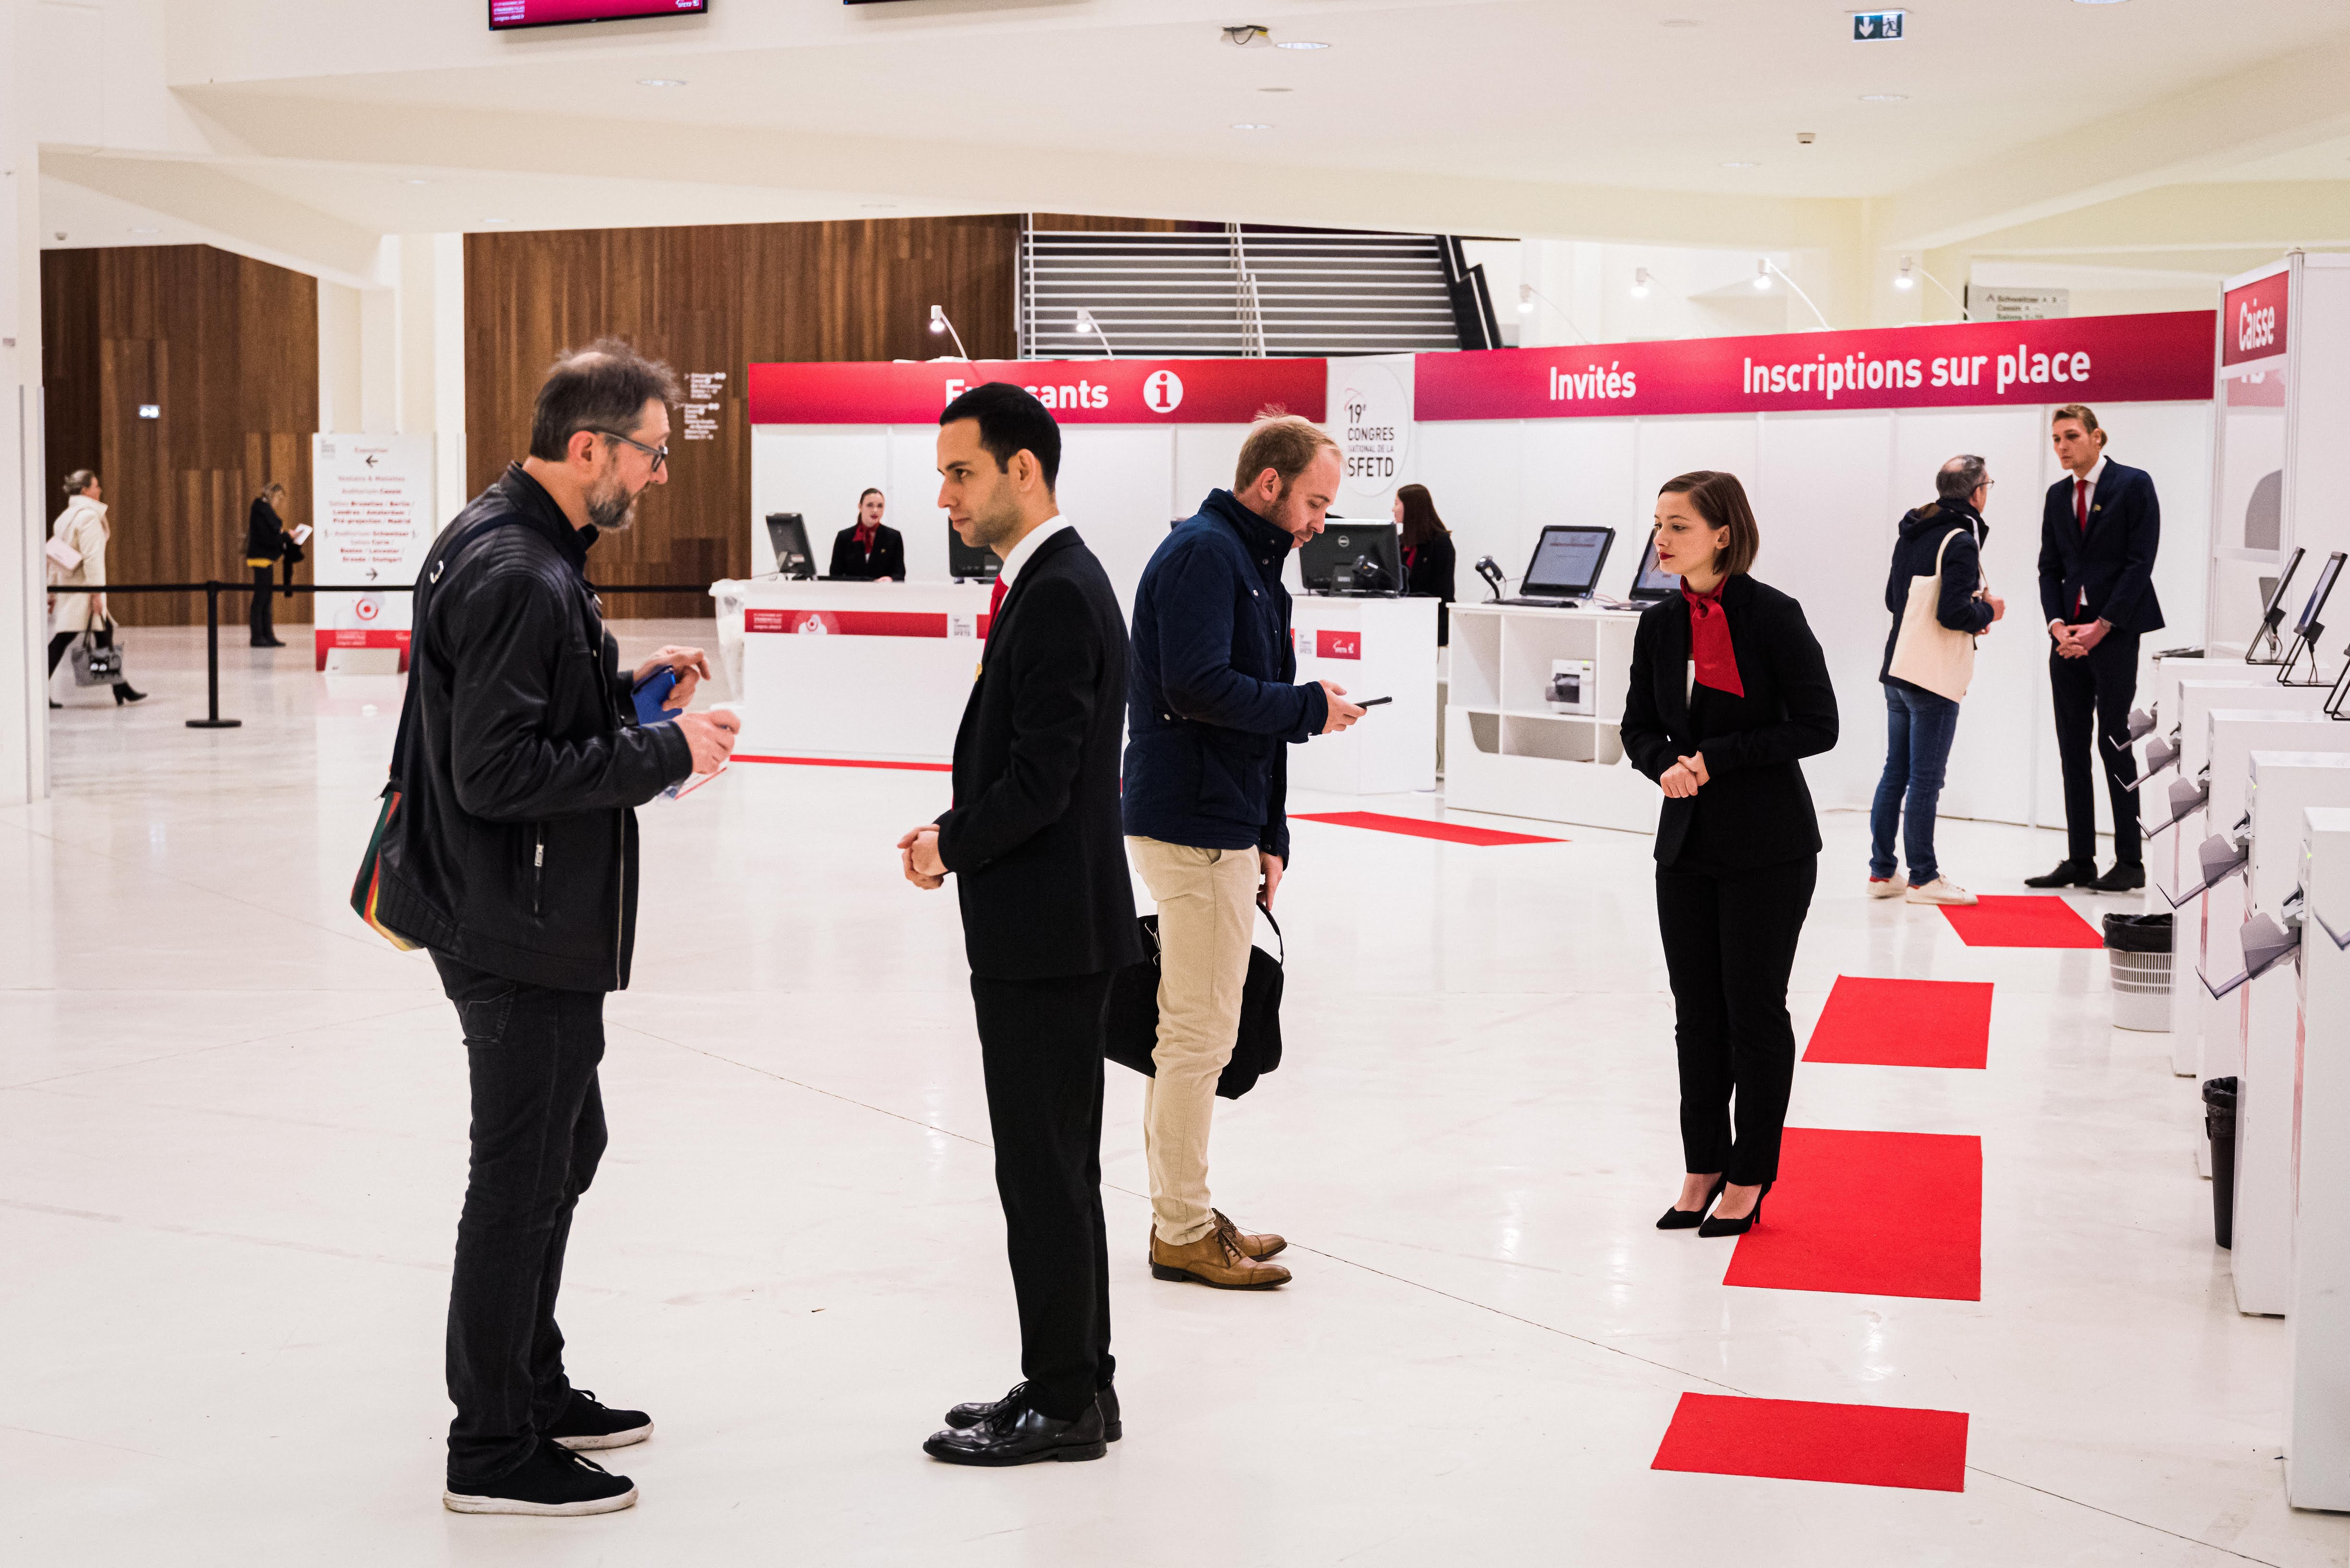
1620;471;1837;1239
827;487;906;581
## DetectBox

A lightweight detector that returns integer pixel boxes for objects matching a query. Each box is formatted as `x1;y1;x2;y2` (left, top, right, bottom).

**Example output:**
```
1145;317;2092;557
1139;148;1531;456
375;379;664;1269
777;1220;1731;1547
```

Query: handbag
1886;526;1982;702
68;626;123;687
1103;904;1285;1100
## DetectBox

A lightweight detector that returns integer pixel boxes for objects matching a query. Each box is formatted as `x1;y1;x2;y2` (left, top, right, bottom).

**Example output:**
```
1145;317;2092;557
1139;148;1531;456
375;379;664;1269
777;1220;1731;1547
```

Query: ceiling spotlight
1231;122;1274;131
1518;284;1536;315
1631;267;1652;299
1274;38;1331;49
1894;256;1916;291
1860;93;1907;102
1754;260;1773;291
1075;309;1116;357
636;78;686;87
928;304;969;359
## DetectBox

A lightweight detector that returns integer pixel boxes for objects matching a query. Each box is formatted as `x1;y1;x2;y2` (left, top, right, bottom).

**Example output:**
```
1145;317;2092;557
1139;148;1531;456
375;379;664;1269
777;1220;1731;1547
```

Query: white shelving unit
1443;602;1656;831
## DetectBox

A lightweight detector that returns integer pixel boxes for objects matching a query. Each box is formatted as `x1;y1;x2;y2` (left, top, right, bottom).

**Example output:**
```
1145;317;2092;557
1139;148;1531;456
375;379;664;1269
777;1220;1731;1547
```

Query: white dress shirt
995;516;1071;590
2068;456;2108;618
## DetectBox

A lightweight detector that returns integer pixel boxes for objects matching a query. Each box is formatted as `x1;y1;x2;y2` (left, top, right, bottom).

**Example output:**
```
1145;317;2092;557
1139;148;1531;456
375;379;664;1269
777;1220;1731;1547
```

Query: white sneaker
1906;876;1978;906
1868;872;1907;898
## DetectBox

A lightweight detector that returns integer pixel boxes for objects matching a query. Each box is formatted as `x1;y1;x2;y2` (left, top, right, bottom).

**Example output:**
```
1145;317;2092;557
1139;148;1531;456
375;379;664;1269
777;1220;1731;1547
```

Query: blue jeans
1869;684;1960;885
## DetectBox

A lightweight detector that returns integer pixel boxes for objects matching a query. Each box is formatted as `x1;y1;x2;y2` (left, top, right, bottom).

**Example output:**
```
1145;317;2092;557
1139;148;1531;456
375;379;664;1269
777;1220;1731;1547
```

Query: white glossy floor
6;623;2344;1567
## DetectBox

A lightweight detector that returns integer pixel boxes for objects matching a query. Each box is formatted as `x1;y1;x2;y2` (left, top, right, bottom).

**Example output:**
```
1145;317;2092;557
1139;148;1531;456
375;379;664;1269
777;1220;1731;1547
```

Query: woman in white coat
47;470;145;706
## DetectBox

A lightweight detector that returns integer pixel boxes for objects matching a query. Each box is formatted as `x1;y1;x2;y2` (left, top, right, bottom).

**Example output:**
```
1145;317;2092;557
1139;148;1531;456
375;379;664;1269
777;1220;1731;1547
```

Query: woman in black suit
1393;483;1456;645
245;480;297;647
1620;471;1837;1238
828;487;907;581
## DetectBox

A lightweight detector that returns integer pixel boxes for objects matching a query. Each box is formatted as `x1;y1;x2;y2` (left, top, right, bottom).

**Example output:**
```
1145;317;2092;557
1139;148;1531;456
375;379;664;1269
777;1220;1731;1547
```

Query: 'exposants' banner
748;357;1326;425
1416;311;2215;421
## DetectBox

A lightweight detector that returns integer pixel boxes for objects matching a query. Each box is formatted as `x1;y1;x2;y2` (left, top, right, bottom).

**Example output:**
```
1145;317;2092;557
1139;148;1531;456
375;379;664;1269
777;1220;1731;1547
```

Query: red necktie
1680;585;1744;699
2075;477;2089;535
985;574;1008;638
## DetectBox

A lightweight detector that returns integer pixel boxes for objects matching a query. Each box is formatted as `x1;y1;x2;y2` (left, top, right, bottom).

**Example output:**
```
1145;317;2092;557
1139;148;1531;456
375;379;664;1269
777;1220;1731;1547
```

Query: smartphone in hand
1356;696;1393;707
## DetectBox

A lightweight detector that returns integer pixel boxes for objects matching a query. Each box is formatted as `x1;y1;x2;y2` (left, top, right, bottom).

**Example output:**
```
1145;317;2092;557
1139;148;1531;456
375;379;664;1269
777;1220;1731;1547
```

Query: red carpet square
1803;975;1993;1069
1652;1392;1968;1492
1291;811;1561;846
1723;1127;1981;1301
1937;894;2101;948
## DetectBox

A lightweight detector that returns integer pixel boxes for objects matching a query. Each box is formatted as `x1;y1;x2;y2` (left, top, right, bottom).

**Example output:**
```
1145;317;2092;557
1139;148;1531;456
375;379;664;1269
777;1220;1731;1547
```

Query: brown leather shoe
1213;1209;1287;1260
1150;1225;1291;1289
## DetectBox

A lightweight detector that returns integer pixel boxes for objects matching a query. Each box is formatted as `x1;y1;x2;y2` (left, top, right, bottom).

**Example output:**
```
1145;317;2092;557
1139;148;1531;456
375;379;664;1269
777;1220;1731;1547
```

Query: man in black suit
2027;403;2163;892
827;487;906;580
897;382;1140;1466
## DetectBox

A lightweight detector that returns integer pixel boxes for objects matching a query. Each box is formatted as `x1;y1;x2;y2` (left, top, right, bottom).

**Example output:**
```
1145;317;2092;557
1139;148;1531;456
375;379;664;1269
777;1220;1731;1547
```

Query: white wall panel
1053;428;1175;618
1173;424;1251;520
749;426;890;576
1414;420;1528;594
882;425;954;584
1519;419;1644;597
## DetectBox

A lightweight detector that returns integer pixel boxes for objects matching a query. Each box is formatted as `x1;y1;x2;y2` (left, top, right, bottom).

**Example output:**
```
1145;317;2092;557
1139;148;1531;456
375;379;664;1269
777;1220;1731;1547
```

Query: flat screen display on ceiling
490;0;707;29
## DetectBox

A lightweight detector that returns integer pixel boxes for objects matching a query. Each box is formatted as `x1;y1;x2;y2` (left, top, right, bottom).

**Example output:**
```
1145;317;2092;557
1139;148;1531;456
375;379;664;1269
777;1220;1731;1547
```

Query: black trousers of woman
250;565;277;645
1656;855;1817;1187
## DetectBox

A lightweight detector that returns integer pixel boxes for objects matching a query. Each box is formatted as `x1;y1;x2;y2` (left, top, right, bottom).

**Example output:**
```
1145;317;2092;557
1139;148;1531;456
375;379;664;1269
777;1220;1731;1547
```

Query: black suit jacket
1619;575;1839;869
828;523;906;581
2037;460;2163;633
935;527;1143;981
1404;531;1456;645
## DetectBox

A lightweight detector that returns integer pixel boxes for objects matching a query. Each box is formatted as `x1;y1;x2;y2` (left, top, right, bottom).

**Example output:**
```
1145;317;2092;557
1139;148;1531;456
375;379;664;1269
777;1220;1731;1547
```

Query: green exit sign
1853;10;1905;38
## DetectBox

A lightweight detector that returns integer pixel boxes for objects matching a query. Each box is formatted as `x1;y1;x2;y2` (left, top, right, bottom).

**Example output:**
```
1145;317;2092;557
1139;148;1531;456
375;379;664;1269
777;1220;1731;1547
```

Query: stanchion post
186;579;242;730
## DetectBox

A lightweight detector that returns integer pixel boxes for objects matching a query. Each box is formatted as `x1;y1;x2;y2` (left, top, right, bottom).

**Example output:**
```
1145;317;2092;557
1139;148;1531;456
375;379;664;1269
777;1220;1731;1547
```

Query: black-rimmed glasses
592;429;669;473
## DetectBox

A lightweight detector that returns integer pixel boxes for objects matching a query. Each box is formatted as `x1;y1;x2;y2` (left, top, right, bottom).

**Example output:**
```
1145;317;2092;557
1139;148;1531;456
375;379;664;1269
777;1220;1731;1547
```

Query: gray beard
587;480;637;533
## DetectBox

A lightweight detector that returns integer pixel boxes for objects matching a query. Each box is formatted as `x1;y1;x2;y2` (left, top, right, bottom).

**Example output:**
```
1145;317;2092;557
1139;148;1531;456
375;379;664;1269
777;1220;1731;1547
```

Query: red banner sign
2222;270;2289;368
1416;311;2214;421
747;358;1325;425
1315;629;1362;660
744;608;990;639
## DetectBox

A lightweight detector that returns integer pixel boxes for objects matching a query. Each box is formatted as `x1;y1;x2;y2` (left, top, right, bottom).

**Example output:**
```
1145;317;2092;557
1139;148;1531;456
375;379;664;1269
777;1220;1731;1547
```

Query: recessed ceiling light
1273;39;1330;49
1721;161;1758;168
2071;0;2130;5
1258;86;1293;93
485;218;511;225
1860;93;1907;102
129;226;159;234
636;78;686;87
860;203;898;210
1662;17;1700;26
404;178;432;185
1231;122;1274;131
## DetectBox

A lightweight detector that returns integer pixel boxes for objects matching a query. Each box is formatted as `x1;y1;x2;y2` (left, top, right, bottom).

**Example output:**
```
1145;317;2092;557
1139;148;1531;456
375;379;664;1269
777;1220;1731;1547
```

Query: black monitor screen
1300;521;1402;594
765;513;814;577
1523;527;1614;595
2298;551;2345;636
1631;535;1681;598
2263;547;2307;625
948;525;1000;581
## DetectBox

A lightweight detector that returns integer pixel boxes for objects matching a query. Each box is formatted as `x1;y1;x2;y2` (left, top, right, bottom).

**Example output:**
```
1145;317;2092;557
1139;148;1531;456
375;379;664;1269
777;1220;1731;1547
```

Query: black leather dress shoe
924;1398;1107;1466
947;1380;1120;1441
2024;860;2096;888
2092;862;2146;892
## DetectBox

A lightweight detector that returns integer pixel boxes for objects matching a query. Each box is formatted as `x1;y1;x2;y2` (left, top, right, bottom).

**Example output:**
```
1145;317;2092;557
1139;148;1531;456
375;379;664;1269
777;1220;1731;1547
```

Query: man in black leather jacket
377;340;737;1518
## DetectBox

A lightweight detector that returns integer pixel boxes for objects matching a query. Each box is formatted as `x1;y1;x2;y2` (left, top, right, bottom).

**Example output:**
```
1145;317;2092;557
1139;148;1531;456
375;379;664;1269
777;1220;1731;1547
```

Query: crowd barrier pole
83;582;714;733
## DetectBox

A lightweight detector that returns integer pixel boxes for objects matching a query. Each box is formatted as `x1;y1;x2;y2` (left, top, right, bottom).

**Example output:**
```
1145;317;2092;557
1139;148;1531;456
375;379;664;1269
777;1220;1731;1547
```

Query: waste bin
2104;911;2173;1032
2203;1076;2238;1249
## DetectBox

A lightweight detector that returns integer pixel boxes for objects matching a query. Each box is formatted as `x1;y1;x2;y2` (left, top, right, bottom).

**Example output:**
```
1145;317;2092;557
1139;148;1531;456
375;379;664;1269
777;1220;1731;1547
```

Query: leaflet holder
2164;824;2253;908
2200;908;2302;999
2143;771;2208;840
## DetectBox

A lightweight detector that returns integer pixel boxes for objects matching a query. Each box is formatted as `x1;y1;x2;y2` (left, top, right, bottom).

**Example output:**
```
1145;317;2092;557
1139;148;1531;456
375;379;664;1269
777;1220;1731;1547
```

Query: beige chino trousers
1127;835;1261;1247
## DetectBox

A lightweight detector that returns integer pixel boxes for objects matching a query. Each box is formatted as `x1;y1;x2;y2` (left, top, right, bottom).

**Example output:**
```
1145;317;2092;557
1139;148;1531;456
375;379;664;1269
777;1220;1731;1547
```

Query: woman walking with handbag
1869;456;2006;907
46;470;146;708
1622;471;1837;1238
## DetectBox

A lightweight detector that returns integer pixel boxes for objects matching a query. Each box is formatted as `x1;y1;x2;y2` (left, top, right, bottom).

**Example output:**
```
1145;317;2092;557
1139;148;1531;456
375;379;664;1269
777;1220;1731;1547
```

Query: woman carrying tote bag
45;470;146;708
1870;455;2005;907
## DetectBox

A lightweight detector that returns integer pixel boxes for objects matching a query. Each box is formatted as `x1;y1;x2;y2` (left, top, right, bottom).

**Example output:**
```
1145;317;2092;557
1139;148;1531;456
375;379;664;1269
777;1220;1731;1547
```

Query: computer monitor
948;524;1000;581
1300;521;1403;595
765;513;815;579
1519;526;1615;599
1628;534;1681;603
2297;551;2342;637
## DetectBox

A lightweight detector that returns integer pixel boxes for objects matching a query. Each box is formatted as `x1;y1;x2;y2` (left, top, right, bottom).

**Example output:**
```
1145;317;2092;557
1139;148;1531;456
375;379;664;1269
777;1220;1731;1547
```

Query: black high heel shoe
1656;1175;1727;1231
113;684;147;706
1697;1182;1770;1238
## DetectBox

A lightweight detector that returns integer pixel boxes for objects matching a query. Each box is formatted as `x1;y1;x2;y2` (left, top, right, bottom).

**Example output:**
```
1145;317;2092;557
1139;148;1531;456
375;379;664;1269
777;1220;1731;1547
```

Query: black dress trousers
967;969;1116;1421
1655;855;1817;1187
2048;627;2142;867
249;565;276;643
432;951;609;1487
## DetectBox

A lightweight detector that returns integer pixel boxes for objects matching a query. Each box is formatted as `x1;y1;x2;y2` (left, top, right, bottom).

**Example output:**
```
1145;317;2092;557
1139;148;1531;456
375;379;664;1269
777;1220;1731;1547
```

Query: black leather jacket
375;466;691;991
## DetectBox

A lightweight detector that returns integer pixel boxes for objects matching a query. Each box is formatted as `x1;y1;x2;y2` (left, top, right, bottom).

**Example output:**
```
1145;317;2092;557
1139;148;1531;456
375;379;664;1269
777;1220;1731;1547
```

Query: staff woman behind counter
828;487;906;581
1620;470;1837;1239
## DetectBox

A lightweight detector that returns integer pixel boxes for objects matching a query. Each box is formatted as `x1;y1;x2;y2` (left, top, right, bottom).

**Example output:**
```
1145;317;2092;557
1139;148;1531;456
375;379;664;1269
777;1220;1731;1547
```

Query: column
0;0;47;806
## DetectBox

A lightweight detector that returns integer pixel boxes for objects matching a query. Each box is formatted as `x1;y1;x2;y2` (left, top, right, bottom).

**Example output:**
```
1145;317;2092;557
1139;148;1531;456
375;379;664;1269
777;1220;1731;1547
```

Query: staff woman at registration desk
828;487;906;581
1620;470;1837;1239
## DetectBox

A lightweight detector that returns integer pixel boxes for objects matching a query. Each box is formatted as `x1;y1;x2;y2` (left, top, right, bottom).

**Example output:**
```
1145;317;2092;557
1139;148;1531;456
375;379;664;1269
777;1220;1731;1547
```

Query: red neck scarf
1681;582;1744;698
853;522;877;551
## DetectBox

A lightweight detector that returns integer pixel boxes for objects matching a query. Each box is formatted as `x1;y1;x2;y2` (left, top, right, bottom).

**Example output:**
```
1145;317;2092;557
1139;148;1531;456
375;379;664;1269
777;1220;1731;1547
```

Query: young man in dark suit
826;487;906;580
897;382;1140;1466
2027;403;2163;893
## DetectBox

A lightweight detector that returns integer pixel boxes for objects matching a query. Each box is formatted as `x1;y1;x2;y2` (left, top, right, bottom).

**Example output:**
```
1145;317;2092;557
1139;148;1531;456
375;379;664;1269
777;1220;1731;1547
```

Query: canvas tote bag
1887;526;1983;702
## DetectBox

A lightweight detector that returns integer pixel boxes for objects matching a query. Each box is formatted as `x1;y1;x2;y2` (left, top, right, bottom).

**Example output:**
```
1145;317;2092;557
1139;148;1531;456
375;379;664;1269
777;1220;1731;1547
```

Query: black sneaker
2024;860;2096;888
947;1381;1121;1442
444;1439;637;1516
545;1388;654;1452
2092;862;2146;892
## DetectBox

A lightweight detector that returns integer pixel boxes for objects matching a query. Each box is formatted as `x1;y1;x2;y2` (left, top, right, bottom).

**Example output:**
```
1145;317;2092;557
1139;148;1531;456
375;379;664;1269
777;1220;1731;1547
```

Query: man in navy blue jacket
1123;415;1363;1290
2027;403;2163;893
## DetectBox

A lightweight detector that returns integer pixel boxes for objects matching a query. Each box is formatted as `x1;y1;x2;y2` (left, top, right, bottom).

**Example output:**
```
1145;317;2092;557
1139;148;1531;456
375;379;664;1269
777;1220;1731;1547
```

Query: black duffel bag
1104;905;1285;1100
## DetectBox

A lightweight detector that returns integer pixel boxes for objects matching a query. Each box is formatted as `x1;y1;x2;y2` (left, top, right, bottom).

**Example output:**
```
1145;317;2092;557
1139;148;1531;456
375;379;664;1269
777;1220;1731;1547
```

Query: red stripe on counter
744;609;990;639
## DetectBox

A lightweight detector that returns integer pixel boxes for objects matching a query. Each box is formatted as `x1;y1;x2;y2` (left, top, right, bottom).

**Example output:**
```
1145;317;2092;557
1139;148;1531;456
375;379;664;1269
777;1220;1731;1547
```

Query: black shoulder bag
1104;905;1286;1100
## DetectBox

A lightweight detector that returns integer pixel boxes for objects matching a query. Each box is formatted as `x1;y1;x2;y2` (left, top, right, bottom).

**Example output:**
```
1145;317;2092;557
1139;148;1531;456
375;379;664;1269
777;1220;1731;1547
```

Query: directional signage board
312;433;435;671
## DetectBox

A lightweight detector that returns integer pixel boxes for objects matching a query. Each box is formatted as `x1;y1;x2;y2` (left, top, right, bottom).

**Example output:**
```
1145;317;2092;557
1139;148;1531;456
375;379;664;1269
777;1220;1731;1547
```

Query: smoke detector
1795;131;1818;145
1222;24;1271;47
